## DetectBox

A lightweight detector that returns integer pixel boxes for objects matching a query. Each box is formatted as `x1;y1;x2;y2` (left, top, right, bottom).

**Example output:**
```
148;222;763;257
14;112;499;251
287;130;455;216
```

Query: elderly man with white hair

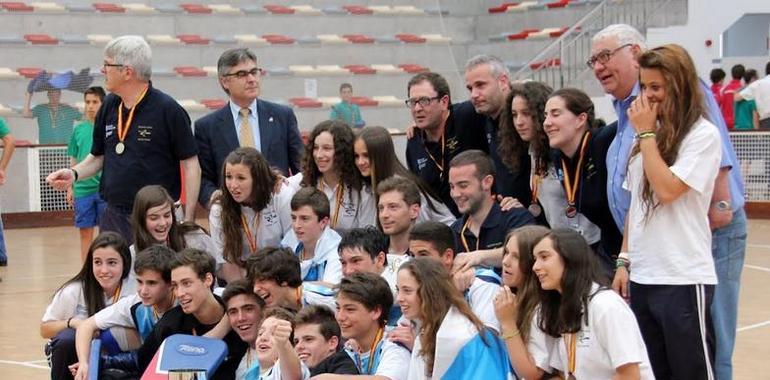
47;36;201;243
592;24;747;380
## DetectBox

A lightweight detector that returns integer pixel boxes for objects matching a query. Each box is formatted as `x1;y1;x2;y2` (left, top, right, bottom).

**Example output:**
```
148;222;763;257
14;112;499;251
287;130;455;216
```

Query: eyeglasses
405;96;441;109
223;68;263;79
586;43;633;68
102;62;125;70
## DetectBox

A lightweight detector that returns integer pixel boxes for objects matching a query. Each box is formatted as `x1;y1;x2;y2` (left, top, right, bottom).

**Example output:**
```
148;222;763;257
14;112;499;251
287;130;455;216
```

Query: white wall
646;0;770;78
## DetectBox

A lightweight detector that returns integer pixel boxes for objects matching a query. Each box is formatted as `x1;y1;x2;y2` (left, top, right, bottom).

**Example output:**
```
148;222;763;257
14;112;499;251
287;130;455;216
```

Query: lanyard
117;86;149;144
560;131;591;207
422;132;445;178
320;180;346;229
460;218;480;252
356;327;384;374
241;212;260;255
109;283;122;304
563;332;577;379
531;173;541;203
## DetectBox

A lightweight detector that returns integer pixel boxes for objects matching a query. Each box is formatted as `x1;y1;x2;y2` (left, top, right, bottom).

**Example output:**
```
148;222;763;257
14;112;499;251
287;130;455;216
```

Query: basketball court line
737;320;770;333
745;264;770;273
0;359;48;370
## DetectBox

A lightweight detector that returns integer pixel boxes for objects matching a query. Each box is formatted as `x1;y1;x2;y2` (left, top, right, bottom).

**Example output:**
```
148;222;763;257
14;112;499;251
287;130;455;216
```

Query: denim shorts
74;192;107;228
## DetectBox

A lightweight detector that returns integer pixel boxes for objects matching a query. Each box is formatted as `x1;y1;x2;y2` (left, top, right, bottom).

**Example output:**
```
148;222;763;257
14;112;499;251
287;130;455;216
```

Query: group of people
710;62;770;130
37;22;749;380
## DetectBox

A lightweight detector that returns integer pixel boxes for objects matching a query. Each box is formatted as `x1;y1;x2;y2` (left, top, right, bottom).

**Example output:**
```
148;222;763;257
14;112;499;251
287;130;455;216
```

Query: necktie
239;108;255;148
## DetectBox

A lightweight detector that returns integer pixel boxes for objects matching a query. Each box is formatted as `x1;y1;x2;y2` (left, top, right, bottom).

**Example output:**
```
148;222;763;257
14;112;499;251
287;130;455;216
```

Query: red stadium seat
180;3;211;14
1;2;34;11
289;97;323;108
264;4;294;14
178;34;210;45
24;34;58;45
398;64;428;73
344;65;377;75
549;27;570;38
342;5;373;15
93;3;125;12
262;34;295;44
17;67;43;79
529;58;561;70
200;99;226;110
488;3;517;13
174;66;207;77
350;96;378;107
547;0;570;9
343;34;375;44
395;34;426;43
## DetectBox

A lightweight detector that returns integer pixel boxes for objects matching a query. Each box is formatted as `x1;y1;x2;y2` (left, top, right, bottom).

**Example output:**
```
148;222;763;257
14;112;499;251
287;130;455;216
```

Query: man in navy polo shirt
47;35;201;243
448;150;534;257
405;72;489;216
464;55;531;205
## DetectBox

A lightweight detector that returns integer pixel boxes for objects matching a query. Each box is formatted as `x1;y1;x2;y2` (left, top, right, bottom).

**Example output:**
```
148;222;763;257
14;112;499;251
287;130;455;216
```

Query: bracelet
67;317;73;329
618;252;629;261
636;131;656;139
616;258;630;269
500;328;520;340
70;168;79;181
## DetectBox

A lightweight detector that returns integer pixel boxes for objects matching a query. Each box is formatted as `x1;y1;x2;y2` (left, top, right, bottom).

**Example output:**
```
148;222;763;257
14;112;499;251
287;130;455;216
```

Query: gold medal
115;142;125;155
528;203;542;217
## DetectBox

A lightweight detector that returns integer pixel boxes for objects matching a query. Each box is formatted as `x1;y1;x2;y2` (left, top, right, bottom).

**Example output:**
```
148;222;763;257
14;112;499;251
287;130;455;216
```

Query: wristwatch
712;200;731;211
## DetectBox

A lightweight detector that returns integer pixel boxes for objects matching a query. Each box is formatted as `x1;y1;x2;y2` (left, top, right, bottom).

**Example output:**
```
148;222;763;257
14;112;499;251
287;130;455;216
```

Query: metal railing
512;0;676;89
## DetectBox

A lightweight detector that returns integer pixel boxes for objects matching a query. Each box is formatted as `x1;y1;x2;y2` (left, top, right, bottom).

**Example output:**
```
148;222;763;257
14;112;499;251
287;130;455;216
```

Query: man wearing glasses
195;48;303;208
404;72;488;217
592;24;746;380
46;35;201;243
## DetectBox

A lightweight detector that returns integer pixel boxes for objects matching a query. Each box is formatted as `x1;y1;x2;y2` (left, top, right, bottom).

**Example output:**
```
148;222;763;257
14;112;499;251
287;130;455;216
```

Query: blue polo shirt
606;80;746;231
92;82;198;210
406;101;489;216
450;202;535;254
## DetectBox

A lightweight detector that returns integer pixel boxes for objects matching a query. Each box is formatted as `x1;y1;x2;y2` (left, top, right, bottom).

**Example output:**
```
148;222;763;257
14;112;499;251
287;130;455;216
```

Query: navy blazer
194;99;303;206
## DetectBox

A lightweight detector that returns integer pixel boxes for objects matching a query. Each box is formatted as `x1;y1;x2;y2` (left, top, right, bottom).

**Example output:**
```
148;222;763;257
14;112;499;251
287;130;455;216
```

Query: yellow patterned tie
239;108;255;148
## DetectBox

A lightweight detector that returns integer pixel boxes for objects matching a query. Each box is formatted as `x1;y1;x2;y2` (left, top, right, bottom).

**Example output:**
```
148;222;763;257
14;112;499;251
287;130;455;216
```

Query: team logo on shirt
263;207;279;226
105;124;115;138
417;157;429;171
137;125;153;142
446;136;459;154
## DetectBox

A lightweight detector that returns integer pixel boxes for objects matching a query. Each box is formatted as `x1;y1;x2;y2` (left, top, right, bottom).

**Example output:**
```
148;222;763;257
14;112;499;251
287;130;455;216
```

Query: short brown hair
222;278;266;310
291;187;330;220
407;72;451;104
294;305;341;347
449;149;495;179
336;272;393;326
375;176;421;207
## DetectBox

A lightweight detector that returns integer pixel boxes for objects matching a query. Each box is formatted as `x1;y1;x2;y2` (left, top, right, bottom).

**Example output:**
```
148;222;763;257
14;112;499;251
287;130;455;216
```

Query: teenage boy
314;273;410;380
247;247;336;311
67;86;107;262
376;177;421;268
448;150;534;270
338;227;395;295
72;245;177;380
137;248;247;380
294;305;359;376
408;221;500;332
281;187;343;284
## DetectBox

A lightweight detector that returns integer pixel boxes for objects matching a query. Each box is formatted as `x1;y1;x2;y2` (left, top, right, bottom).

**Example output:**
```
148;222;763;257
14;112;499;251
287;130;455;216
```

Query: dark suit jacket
195;99;303;205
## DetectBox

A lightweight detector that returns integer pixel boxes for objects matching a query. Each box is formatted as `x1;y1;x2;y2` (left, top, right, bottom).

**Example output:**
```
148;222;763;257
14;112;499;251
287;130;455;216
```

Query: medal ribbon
460;218;480;252
560;131;591;207
240;212;260;255
117;85;150;145
564;332;577;378
321;181;345;229
531;173;541;204
110;283;122;304
365;327;385;374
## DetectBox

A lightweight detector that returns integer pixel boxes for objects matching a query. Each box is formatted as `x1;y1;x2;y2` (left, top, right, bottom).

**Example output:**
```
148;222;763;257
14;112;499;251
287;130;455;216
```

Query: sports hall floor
0;220;768;379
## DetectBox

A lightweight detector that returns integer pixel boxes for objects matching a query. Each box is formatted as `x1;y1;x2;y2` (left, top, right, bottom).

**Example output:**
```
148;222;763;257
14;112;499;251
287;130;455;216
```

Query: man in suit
195;48;304;207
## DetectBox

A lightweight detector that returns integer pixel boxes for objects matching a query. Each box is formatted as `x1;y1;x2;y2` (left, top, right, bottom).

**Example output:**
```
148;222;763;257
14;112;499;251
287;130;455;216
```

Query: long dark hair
301;120;362;191
502;225;550;340
633;44;706;218
400;258;487;376
356;126;441;213
131;185;186;252
58;231;131;316
215;147;277;264
534;229;606;337
498;81;553;175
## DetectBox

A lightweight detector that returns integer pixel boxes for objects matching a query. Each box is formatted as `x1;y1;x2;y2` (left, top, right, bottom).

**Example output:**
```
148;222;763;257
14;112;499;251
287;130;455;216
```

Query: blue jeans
711;207;748;380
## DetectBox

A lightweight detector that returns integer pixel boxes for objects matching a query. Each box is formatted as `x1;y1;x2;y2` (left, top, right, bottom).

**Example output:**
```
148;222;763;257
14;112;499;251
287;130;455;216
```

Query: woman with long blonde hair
614;44;722;379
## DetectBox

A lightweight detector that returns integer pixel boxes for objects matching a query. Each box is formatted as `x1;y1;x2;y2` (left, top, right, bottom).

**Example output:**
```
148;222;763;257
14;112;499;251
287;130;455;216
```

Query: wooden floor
1;222;769;379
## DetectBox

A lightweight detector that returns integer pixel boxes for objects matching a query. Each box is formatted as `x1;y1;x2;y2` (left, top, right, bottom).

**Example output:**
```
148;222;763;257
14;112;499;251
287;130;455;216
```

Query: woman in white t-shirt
292;120;375;233
210;147;293;283
398;257;510;380
614;44;723;379
354;126;455;226
41;231;134;380
130;185;217;269
532;229;654;379
493;225;556;379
